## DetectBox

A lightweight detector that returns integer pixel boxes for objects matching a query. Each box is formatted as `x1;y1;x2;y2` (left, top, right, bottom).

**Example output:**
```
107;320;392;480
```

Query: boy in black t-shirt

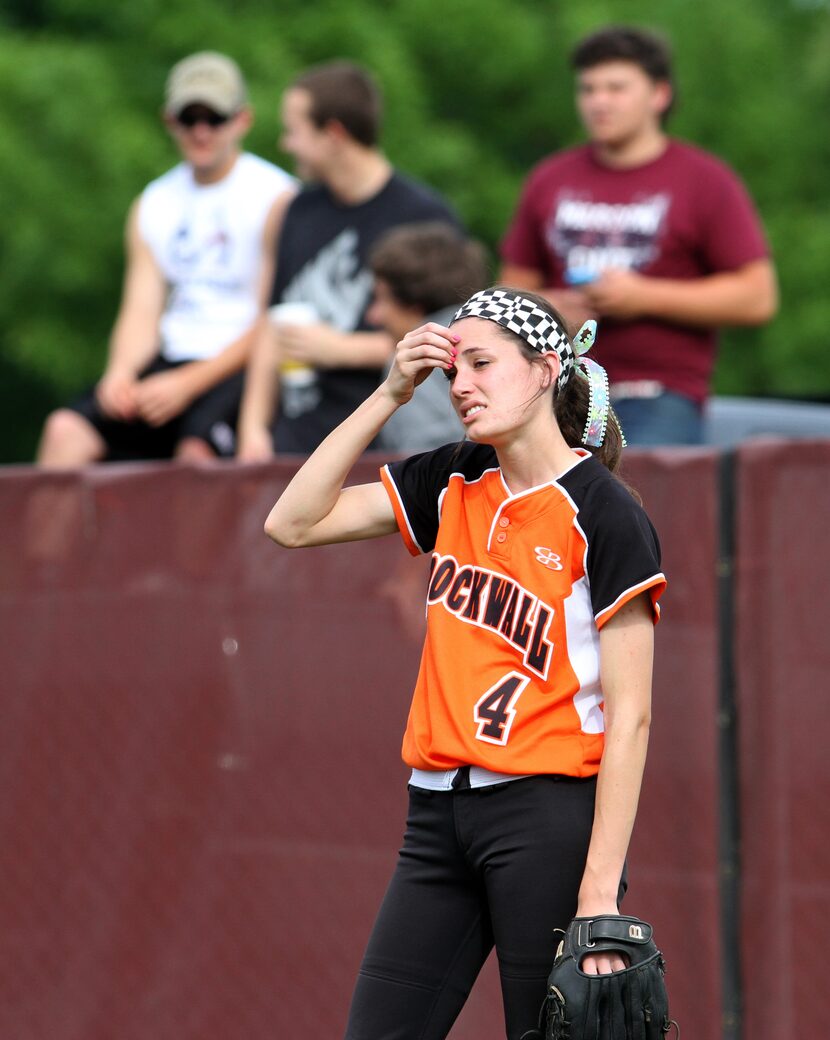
237;61;459;458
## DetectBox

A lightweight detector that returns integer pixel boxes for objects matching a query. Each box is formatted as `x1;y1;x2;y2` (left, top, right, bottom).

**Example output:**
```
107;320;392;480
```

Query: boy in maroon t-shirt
500;26;778;445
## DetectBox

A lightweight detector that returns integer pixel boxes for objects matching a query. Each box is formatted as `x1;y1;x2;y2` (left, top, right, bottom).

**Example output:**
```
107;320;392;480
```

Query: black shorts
344;774;626;1040
68;356;244;460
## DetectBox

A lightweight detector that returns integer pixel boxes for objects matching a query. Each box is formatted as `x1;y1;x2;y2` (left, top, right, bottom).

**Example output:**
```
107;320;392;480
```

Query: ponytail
554;373;625;473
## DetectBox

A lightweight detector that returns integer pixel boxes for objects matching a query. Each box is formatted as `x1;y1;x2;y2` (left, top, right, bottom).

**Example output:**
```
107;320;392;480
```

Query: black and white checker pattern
451;289;575;391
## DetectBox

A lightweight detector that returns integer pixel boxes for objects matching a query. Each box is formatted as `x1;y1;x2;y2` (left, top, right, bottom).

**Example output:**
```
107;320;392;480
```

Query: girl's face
447;318;557;445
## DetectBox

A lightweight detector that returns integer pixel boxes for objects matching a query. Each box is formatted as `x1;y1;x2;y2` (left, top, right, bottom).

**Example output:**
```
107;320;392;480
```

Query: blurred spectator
500;26;778;445
367;222;489;453
36;52;295;466
236;61;458;460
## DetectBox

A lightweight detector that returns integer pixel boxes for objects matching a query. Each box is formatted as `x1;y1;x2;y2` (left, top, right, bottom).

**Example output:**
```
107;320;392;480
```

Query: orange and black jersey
380;442;666;777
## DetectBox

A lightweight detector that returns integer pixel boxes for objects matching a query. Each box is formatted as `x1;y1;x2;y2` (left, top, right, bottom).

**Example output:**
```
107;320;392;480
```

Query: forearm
265;384;399;547
637;264;778;328
108;201;166;380
578;594;655;913
577;716;650;912
317;329;394;368
106;318;160;379
179;324;257;398
238;322;280;438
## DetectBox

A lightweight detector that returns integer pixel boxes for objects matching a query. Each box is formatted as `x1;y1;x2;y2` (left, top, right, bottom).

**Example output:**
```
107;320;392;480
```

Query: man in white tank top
37;52;296;465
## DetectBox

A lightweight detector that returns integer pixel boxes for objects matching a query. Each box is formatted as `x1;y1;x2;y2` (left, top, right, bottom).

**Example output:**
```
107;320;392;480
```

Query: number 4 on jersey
473;672;530;745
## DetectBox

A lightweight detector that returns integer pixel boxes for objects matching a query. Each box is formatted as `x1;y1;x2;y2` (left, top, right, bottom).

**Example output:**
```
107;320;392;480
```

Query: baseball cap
165;52;247;118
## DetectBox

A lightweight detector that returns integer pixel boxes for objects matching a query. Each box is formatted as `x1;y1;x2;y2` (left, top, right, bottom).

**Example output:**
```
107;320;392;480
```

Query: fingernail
451;335;461;343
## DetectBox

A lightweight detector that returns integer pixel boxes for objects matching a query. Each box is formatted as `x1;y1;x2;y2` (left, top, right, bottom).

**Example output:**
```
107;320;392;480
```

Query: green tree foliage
1;0;828;461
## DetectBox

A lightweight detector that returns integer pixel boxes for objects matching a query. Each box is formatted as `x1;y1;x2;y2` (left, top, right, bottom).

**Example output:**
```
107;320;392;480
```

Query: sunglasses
176;108;231;129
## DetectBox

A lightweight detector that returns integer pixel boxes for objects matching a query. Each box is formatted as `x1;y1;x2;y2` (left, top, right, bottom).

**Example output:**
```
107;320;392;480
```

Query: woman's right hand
381;322;458;406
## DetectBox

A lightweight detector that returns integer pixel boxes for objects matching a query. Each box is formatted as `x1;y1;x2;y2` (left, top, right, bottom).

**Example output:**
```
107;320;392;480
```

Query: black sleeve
383;444;461;553
580;482;664;623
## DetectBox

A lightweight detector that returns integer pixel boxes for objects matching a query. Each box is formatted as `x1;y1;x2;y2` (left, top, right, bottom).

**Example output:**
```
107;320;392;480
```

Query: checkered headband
450;288;575;393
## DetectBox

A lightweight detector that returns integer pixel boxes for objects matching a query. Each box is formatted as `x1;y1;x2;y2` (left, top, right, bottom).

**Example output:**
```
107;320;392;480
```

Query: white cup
268;301;319;327
267;302;318;386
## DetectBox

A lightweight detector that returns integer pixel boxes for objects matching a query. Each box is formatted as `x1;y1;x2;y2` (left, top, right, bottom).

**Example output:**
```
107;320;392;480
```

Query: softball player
266;288;666;1040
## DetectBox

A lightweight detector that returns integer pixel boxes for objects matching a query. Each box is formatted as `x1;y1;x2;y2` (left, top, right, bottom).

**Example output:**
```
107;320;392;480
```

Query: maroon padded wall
734;440;830;1040
0;453;723;1040
622;450;723;1038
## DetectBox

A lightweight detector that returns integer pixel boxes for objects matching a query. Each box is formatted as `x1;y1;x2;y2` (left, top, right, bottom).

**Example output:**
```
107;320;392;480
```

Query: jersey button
496;532;507;543
498;517;510;528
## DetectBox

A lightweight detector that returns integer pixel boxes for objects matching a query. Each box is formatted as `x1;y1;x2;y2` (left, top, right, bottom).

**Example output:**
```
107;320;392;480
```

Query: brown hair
571;25;676;122
369;223;490;315
291;61;382;147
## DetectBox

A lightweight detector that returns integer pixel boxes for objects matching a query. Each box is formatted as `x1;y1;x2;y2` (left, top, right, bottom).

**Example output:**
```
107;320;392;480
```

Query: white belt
409;766;532;790
609;380;665;401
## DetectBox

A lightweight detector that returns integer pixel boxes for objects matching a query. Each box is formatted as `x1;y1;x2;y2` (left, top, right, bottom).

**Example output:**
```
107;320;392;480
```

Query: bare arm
237;318;281;459
256;191;294;312
264;388;400;548
265;322;457;547
582;258;778;327
500;258;779;330
276;325;395;369
96;199;167;419
235;191;299;456
577;593;654;974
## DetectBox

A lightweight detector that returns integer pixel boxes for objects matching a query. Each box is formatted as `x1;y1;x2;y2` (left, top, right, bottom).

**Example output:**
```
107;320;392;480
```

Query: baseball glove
521;915;679;1040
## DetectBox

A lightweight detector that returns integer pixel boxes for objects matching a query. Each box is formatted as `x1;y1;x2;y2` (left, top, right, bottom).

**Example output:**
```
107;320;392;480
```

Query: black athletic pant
345;773;623;1040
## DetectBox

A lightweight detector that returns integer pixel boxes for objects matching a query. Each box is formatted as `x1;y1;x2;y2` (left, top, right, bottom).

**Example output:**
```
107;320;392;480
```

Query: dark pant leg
66;356;182;461
458;776;602;1040
344;788;493;1040
66;358;244;460
176;369;246;456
